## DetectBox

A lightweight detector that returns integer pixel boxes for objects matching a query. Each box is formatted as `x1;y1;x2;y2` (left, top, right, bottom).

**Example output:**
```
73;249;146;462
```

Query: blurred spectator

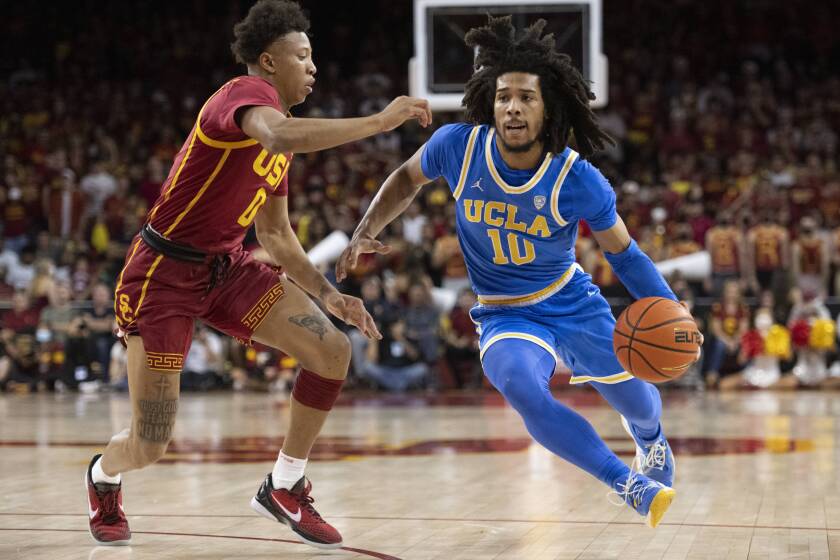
704;280;750;389
80;160;118;219
746;210;789;297
358;318;430;392
181;323;223;391
39;282;79;344
704;213;744;296
6;246;36;292
792;216;830;300
432;222;469;292
404;282;440;363
1;291;41;333
441;288;480;389
81;283;116;381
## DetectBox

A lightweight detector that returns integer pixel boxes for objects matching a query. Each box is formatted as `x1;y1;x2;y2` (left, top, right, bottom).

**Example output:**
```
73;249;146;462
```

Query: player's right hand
378;96;432;131
335;234;391;282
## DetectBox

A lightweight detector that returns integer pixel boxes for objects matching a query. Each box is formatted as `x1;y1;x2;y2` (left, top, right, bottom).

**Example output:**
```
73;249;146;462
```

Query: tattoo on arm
289;313;329;340
136;377;178;443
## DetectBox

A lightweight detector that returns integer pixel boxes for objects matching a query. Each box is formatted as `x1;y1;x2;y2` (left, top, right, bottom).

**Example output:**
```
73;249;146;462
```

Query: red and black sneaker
85;454;131;546
251;474;343;549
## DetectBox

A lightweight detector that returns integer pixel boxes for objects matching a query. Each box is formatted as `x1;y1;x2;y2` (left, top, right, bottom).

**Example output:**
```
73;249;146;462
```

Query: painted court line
1;513;837;533
0;527;402;560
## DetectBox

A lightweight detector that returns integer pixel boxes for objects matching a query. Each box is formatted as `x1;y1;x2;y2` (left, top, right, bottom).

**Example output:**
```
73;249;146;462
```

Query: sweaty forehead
496;72;541;92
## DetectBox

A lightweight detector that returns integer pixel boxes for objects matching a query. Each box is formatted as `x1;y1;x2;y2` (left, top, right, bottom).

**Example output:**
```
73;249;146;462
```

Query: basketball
613;297;701;383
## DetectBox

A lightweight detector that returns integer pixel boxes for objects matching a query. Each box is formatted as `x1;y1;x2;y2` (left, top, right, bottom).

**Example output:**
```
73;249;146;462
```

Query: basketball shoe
85;454;131;545
610;472;676;528
251;474;342;549
621;416;675;487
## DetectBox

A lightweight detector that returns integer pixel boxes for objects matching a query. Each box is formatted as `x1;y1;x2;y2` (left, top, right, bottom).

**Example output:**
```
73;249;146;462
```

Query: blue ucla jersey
421;123;617;306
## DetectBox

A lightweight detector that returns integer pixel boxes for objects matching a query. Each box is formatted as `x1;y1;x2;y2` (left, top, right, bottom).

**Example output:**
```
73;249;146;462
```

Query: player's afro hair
462;15;613;157
231;0;311;65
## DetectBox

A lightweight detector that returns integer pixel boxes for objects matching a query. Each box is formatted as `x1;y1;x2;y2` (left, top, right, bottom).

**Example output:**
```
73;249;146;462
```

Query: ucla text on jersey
421;123;617;306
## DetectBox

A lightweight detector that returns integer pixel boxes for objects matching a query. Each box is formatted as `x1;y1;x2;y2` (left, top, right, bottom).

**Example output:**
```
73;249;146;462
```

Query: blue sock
482;339;630;490
594;378;662;442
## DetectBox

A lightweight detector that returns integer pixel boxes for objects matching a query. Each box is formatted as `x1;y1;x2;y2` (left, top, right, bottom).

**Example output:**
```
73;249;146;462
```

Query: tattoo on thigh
288;313;329;340
137;377;178;443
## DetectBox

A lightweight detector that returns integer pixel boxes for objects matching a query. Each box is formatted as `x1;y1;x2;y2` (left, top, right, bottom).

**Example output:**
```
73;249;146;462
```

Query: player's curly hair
462;15;613;157
231;0;311;65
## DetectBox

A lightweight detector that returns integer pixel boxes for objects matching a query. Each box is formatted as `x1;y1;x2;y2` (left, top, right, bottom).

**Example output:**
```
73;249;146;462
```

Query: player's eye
298;55;307;61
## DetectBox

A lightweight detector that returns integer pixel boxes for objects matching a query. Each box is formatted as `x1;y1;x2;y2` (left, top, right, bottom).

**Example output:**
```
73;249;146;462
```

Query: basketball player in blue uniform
337;16;698;527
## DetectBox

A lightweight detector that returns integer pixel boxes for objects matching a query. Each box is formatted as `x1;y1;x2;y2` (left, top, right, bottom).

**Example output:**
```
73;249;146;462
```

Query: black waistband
140;224;207;263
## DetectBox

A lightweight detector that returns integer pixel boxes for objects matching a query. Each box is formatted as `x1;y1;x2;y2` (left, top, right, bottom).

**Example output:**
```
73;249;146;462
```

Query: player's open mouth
505;123;527;136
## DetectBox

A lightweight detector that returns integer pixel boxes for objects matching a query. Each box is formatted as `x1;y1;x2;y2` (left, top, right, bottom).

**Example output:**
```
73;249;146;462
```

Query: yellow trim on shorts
452;126;481;200
145;351;184;373
133;254;164;320
569;371;634;384
480;332;558;365
476;263;580;306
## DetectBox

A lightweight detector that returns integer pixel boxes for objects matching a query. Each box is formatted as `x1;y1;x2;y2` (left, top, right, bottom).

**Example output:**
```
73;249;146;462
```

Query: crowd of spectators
1;0;839;394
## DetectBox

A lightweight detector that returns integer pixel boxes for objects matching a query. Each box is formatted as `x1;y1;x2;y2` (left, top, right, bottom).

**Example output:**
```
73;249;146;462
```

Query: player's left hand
335;234;391;282
679;300;704;362
323;292;382;340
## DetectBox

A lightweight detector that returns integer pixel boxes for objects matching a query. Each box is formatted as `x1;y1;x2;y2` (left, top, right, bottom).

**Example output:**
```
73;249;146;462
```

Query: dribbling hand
335;234;391;282
323;292;382;340
378;96;433;131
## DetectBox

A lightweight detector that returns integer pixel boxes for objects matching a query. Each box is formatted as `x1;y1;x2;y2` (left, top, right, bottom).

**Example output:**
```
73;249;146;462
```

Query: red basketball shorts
114;235;285;372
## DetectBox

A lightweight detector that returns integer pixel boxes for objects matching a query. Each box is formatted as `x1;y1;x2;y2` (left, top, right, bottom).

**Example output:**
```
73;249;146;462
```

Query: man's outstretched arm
241;97;432;154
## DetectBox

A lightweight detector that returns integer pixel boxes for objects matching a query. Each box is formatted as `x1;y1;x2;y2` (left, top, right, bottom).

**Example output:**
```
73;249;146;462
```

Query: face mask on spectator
36;328;52;343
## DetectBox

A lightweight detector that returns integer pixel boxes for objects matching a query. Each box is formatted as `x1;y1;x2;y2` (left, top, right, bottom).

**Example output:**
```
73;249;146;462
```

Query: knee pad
292;369;344;411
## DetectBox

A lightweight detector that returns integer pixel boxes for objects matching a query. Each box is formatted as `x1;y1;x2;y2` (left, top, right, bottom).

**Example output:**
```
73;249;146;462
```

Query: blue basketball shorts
470;266;632;384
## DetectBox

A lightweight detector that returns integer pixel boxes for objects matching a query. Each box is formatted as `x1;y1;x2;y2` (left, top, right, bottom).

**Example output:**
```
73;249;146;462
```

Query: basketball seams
629;336;699;355
629;347;673;380
627;298;664;377
632;315;696;332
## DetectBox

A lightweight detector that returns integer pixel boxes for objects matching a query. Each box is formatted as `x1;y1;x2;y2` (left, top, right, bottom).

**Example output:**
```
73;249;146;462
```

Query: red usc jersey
751;225;785;271
708;227;740;274
711;302;749;336
798;237;825;275
148;76;292;253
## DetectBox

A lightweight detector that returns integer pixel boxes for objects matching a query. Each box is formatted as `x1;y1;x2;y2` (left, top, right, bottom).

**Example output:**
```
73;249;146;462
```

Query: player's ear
258;51;275;75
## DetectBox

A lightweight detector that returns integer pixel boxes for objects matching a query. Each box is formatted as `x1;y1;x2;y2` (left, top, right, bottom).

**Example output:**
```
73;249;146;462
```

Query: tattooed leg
100;337;181;475
288;313;329;340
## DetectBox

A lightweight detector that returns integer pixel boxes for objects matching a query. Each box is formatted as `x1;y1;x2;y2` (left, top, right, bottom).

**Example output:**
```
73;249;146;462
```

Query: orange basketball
613;297;701;383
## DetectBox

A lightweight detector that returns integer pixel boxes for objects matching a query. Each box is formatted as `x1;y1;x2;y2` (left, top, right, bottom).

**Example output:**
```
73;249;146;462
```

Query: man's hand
322;291;382;340
335;234;391;282
377;96;432;131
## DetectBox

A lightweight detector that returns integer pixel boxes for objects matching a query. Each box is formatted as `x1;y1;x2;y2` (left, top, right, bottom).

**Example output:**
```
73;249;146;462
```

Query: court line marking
0;527;402;560
1;514;837;533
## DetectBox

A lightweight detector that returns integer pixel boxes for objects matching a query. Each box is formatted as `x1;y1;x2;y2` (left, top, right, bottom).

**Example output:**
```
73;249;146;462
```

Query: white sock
91;457;121;485
271;451;307;490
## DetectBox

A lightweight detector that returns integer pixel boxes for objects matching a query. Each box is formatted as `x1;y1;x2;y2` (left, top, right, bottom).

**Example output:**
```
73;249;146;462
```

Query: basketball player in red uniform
747;210;789;295
705;212;744;296
84;0;431;549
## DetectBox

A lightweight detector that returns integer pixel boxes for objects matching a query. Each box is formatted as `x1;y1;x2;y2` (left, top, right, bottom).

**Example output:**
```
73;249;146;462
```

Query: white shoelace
607;472;652;508
639;441;667;472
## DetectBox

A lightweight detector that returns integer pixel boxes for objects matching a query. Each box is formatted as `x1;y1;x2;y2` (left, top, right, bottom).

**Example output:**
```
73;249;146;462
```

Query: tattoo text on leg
137;377;178;442
289;313;329;340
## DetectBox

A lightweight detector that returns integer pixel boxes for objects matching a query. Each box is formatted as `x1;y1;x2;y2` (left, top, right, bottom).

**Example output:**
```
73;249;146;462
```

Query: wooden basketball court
2;388;839;559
